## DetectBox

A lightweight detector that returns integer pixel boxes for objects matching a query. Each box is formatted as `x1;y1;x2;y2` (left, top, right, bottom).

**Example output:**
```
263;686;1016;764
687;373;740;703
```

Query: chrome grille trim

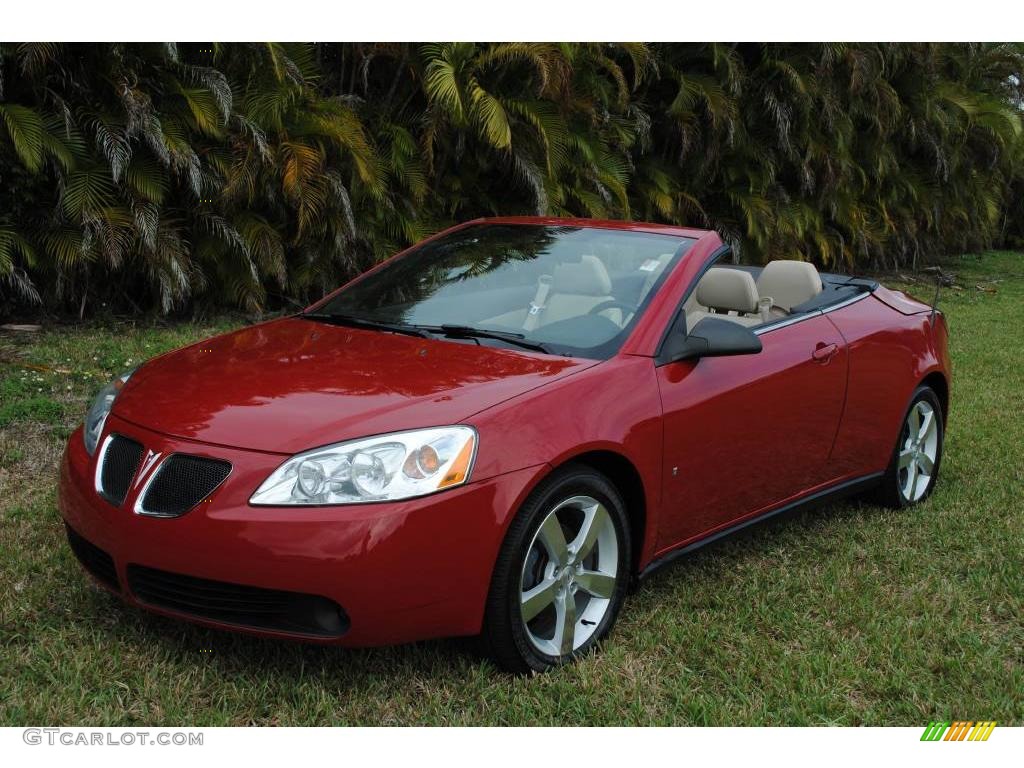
133;452;232;518
93;433;144;507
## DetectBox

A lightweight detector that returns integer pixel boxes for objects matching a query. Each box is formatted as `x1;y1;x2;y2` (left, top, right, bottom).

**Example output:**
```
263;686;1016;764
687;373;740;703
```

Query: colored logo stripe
970;722;997;741
921;721;996;741
944;721;971;741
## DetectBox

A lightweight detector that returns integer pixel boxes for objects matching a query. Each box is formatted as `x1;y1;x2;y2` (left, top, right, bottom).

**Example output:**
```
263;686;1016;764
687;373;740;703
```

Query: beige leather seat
687;267;761;328
543;255;622;326
756;260;823;318
482;254;622;329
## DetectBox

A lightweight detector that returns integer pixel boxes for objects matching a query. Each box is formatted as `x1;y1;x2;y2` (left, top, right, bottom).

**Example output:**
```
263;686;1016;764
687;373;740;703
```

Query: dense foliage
1;42;1022;317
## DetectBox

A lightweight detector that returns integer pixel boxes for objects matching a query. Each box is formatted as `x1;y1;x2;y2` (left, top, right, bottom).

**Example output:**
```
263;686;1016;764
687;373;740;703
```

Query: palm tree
0;42;383;314
1;42;1021;317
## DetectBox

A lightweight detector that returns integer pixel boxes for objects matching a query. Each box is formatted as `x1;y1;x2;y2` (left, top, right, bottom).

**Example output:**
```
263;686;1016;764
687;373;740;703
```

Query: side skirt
637;472;884;581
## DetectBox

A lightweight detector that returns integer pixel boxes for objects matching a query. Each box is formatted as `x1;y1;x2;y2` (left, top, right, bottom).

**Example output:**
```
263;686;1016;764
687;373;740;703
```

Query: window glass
316;224;693;358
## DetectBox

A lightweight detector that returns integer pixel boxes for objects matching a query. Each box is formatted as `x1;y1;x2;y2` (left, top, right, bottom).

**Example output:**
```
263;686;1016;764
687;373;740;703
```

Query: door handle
812;342;838;363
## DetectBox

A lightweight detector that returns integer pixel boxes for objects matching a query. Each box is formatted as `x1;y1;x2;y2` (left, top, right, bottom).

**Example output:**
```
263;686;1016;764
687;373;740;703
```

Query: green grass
1;254;1022;725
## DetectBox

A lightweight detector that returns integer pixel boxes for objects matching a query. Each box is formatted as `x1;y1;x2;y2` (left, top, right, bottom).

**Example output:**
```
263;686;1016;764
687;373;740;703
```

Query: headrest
696;267;759;314
552;254;612;296
756;260;822;311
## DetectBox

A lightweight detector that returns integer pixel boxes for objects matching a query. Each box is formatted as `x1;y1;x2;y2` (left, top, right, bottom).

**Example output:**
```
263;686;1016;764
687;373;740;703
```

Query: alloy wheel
518;495;619;657
898;400;940;502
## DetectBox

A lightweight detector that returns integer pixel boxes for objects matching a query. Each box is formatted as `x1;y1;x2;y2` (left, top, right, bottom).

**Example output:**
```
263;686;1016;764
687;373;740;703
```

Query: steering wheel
587;299;639;326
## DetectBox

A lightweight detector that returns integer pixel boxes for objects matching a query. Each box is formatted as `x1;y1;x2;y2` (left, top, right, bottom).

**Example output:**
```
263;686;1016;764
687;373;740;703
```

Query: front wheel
482;465;631;673
873;385;944;508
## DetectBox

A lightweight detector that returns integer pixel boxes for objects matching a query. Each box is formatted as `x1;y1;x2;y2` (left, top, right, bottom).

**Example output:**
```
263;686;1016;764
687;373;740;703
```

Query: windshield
312;224;693;358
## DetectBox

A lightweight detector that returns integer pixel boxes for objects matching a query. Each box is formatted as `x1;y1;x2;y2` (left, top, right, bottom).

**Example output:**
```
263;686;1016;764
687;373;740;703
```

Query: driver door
655;313;848;550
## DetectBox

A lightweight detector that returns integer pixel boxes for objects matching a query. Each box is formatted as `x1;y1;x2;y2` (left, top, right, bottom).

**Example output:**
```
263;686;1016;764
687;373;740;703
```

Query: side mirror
663;316;763;363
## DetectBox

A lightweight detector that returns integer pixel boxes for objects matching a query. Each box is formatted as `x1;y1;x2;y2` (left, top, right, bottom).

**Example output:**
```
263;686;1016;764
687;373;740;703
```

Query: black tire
481;464;631;674
871;385;944;508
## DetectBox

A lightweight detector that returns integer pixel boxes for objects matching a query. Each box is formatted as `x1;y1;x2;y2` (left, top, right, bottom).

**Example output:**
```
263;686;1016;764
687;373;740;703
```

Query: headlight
250;426;477;505
83;369;135;455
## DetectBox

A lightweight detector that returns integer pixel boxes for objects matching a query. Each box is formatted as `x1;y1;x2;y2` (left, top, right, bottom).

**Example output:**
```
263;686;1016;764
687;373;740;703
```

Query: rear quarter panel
825;294;951;479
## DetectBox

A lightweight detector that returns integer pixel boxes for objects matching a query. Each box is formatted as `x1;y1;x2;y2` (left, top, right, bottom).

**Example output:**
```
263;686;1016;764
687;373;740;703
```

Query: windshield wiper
302;313;430;338
425;324;552;354
303;314;551;352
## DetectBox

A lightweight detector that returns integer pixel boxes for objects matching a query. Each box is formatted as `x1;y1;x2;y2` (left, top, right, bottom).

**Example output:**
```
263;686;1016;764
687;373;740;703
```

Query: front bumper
58;415;543;646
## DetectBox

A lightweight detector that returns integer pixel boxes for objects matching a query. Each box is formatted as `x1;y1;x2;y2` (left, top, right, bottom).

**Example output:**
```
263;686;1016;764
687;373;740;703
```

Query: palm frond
0;103;45;171
61;167;117;217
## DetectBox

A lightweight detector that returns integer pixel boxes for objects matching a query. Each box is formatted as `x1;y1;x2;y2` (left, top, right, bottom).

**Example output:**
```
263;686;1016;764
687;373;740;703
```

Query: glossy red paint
115;318;596;455
656;313;848;548
60;417;548;646
825;295;951;479
58;216;951;647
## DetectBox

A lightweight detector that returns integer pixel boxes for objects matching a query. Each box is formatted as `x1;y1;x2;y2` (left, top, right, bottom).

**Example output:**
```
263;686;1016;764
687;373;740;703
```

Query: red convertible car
59;217;950;673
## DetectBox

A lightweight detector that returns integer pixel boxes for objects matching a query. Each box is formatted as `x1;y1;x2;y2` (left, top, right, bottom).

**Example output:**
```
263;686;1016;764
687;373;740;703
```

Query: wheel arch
920;370;949;421
557;449;648;575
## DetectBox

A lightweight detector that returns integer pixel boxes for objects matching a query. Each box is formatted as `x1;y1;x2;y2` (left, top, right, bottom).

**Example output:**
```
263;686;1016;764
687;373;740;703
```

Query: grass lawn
1;251;1021;726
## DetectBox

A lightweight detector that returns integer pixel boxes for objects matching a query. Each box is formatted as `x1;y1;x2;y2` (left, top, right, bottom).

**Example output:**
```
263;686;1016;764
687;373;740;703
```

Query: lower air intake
126;565;349;638
66;524;119;591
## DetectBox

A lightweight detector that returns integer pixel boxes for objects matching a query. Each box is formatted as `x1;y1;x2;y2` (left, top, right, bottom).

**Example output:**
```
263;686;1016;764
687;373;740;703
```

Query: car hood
113;317;597;454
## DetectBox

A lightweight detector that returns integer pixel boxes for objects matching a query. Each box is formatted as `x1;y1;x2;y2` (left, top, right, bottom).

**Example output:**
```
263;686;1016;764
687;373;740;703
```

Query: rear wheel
873;385;944;508
482;465;631;673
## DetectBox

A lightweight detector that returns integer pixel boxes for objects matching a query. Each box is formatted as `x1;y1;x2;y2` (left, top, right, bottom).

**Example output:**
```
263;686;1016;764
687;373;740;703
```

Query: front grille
98;434;144;506
126;565;349;638
138;454;232;517
65;524;119;591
